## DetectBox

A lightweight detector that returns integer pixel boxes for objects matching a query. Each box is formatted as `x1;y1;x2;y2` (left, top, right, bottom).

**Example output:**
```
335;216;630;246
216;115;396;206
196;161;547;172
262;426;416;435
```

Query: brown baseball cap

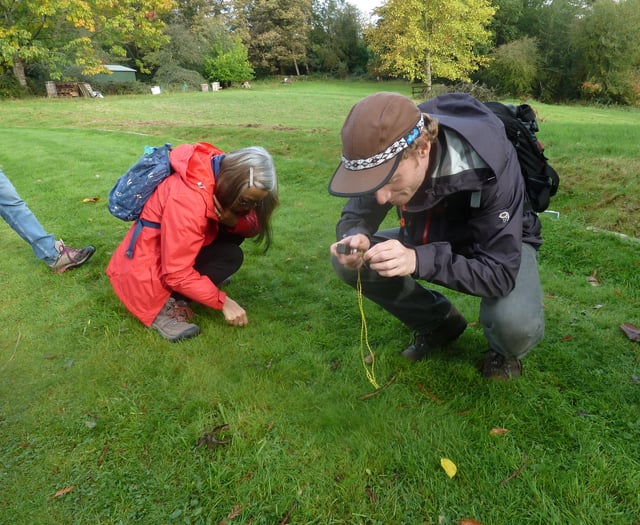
328;92;424;197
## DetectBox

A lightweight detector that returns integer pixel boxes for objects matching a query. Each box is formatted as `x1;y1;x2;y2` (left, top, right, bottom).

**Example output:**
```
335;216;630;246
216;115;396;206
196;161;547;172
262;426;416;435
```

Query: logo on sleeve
498;211;510;223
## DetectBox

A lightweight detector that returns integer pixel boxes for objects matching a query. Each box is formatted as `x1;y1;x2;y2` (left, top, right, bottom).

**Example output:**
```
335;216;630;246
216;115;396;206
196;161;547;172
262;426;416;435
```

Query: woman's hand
222;297;248;327
214;196;238;228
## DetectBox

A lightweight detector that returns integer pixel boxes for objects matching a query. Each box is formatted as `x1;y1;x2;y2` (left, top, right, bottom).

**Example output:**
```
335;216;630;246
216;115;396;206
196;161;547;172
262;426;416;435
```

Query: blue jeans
0;168;58;265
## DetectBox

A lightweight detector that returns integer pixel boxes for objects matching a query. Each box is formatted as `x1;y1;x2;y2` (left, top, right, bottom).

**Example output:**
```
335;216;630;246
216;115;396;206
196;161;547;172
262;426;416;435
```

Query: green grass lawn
0;80;639;524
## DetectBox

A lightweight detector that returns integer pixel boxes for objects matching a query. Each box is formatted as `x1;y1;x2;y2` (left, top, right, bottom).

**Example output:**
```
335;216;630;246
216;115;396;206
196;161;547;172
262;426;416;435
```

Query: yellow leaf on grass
82;197;101;203
440;457;457;478
489;427;509;436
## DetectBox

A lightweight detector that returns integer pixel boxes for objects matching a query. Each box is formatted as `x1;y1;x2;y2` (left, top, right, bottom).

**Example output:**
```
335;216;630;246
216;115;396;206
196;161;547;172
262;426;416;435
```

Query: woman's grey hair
221;146;278;193
217;146;279;251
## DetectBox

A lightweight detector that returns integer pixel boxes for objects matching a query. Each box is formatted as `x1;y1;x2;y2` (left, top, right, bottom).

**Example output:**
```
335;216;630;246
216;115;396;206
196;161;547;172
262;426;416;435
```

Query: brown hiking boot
480;350;523;380
49;240;96;273
401;306;467;362
151;298;200;342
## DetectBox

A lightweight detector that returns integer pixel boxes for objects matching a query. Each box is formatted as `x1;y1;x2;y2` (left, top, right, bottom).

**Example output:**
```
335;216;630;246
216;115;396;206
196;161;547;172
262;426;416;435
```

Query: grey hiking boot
480;350;523;380
151;297;200;342
401;306;468;362
49;240;96;273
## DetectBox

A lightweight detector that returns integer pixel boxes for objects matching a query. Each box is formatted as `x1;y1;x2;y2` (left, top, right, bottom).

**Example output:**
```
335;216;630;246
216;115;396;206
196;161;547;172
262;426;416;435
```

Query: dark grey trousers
332;229;544;358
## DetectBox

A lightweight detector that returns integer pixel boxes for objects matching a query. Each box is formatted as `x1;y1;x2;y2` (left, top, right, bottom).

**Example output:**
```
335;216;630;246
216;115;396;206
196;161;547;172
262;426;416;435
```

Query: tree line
1;0;639;105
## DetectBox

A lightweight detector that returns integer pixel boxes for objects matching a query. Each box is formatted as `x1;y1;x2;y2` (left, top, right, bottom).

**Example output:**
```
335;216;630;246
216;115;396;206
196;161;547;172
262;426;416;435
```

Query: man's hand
331;234;371;269
222;297;248;327
363;239;417;277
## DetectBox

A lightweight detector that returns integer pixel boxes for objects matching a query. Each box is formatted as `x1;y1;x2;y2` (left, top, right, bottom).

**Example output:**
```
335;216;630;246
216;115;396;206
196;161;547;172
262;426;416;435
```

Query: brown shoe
401;306;467;362
151;298;200;342
49;240;95;273
480;350;523;380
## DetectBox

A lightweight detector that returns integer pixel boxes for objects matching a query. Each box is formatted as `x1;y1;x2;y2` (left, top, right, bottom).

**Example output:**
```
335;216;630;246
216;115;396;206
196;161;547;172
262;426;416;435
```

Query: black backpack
484;101;559;213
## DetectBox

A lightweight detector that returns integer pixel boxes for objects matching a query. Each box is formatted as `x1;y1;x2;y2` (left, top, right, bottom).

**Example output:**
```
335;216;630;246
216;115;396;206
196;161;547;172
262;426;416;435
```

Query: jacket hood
169;142;224;219
418;93;511;177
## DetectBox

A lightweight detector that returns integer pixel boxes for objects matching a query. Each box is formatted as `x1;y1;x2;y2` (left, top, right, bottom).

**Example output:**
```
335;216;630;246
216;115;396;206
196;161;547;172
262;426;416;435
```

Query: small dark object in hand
336;243;353;255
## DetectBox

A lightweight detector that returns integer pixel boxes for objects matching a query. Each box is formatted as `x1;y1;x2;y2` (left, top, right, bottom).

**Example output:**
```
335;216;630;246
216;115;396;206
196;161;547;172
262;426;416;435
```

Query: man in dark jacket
329;92;544;379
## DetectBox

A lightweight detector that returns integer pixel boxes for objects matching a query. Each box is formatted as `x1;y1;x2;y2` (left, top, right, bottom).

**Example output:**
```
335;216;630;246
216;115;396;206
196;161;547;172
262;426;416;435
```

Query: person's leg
479;243;544;378
333;260;452;333
169;233;245;308
332;228;465;359
333;228;452;333
194;232;244;286
0;169;58;263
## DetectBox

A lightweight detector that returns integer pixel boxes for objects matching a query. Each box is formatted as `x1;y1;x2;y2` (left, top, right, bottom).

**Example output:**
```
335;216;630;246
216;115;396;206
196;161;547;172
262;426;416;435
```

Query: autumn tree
487;0;525;46
233;0;312;76
365;0;495;91
571;0;640;105
0;0;174;88
309;0;368;76
485;37;540;98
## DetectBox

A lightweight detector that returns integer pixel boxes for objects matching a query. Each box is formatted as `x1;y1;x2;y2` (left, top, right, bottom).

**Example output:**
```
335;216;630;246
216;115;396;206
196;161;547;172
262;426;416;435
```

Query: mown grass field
0;80;639;524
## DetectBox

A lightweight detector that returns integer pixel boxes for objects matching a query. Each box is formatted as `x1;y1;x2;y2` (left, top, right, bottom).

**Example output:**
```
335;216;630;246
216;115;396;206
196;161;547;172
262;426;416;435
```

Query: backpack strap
126;218;160;258
211;154;225;181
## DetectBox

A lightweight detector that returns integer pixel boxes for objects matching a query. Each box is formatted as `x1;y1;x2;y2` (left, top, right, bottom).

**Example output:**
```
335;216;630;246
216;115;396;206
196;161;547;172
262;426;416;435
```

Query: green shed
92;64;137;83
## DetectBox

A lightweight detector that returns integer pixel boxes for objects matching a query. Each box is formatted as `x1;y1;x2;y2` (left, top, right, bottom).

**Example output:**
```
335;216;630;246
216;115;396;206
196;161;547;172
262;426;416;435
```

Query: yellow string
356;267;380;389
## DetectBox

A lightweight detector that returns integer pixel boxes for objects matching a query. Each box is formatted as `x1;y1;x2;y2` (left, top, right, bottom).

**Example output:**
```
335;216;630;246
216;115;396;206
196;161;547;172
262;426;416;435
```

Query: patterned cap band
342;117;424;171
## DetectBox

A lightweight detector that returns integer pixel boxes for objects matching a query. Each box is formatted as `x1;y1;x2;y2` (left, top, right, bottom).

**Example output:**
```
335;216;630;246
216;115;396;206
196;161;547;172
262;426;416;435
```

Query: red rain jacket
107;142;260;326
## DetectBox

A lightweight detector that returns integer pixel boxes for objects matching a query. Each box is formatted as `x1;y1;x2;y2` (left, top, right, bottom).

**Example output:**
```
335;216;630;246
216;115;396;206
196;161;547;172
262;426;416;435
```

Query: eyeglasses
235;197;262;209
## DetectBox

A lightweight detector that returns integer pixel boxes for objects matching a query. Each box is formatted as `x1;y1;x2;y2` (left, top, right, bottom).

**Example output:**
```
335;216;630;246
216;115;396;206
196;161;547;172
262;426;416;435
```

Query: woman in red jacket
107;142;278;341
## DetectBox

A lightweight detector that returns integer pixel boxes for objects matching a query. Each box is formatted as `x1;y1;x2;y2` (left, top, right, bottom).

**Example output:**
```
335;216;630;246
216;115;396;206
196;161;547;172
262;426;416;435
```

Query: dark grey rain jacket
335;93;542;299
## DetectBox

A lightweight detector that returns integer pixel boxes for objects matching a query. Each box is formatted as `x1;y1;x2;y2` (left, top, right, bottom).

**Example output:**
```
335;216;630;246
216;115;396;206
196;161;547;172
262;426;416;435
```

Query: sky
349;0;383;18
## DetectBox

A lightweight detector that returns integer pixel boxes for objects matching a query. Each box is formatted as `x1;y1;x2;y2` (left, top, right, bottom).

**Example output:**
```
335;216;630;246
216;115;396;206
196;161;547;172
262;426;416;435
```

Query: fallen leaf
196;423;231;449
227;505;242;519
82;197;101;203
440;457;457;478
50;485;75;499
365;486;377;501
499;456;528;487
586;269;599;286
489;428;509;436
97;444;109;466
417;383;442;403
357;374;397;401
279;501;297;524
460;519;484;525
620;323;640;342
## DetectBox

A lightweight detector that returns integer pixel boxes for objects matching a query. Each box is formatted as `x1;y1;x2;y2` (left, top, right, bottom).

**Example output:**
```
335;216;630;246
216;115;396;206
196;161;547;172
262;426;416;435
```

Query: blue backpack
108;144;173;221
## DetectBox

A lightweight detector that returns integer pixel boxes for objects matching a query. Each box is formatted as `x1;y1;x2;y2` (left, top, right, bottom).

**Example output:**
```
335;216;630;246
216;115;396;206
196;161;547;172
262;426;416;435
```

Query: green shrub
484;37;540;98
203;38;254;85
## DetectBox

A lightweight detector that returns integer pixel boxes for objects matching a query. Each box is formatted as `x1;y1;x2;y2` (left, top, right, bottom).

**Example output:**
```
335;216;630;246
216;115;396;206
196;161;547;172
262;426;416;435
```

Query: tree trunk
425;58;432;94
293;56;300;77
12;55;28;87
423;8;432;94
